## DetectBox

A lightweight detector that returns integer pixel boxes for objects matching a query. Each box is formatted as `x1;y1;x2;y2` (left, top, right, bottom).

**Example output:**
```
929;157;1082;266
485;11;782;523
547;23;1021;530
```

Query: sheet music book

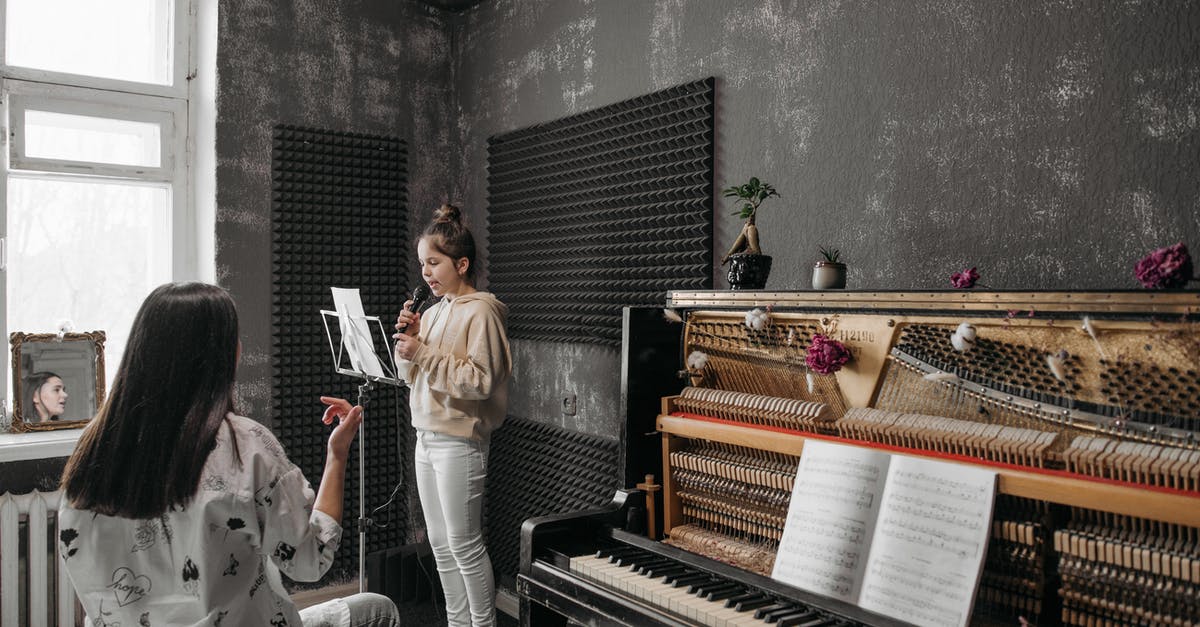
772;440;997;627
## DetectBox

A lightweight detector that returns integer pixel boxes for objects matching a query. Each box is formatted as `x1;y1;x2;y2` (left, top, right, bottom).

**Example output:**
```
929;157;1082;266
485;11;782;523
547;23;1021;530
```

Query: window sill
0;429;82;463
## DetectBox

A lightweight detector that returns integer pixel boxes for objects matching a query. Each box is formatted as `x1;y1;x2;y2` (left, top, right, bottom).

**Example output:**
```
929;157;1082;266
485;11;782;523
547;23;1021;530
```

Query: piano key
753;603;793;620
728;593;772;610
575;556;773;627
686;577;724;594
771;611;819;626
723;591;760;606
597;546;642;561
758;602;806;619
705;585;747;602
670;572;712;588
646;563;690;578
632;557;676;573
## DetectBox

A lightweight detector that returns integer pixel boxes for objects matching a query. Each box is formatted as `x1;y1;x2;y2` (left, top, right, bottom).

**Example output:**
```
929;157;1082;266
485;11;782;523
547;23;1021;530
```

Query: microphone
396;284;432;334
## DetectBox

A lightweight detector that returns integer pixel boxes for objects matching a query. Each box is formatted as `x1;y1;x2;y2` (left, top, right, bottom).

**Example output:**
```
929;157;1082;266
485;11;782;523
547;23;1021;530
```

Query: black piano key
730;594;773;611
704;584;746;602
596;546;640;561
632;558;674;574
773;611;820;626
645;563;688;579
762;604;806;623
685;577;724;594
669;572;710;587
612;552;646;567
660;568;699;584
724;591;764;608
754;603;795;620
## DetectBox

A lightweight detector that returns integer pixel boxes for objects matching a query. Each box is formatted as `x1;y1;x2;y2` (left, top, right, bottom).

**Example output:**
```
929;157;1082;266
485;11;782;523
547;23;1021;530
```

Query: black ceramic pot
727;253;772;290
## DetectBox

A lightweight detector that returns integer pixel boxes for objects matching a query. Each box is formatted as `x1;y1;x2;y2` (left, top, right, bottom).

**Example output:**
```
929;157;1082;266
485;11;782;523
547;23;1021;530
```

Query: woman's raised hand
319;396;363;462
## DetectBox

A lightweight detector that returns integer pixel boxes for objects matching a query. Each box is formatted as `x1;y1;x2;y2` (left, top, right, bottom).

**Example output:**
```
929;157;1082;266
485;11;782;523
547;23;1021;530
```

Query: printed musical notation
772;440;997;627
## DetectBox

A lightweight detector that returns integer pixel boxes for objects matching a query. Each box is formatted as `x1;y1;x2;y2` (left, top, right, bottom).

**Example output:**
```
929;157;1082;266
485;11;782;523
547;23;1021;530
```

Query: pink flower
805;334;851;375
950;267;980;289
1134;242;1194;289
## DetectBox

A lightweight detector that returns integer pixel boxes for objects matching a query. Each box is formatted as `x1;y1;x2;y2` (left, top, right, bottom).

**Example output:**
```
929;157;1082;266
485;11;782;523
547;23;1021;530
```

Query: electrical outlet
561;393;577;416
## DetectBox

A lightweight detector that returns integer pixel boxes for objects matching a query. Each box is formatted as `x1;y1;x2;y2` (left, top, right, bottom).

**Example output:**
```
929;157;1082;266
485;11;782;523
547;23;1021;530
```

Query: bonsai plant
721;177;779;289
812;246;847;289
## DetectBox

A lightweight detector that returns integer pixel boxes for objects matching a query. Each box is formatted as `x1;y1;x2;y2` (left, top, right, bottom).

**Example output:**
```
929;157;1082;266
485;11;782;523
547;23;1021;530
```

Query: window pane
5;0;173;85
25;110;162;167
7;176;171;395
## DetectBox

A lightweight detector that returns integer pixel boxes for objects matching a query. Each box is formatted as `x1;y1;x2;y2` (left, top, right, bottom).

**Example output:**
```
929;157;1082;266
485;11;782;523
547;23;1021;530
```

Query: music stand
321;287;405;594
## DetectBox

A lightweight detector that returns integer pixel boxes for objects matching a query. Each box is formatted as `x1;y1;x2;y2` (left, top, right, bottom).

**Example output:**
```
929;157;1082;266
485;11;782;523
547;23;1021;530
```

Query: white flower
950;322;976;352
686;350;709;371
744;308;769;331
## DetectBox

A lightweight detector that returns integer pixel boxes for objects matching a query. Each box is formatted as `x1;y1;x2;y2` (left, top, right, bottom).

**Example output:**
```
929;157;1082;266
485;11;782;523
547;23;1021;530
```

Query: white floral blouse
59;414;342;627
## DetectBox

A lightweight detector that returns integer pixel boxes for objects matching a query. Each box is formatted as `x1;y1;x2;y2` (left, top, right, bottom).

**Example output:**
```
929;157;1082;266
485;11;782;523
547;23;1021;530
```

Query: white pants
415;430;495;627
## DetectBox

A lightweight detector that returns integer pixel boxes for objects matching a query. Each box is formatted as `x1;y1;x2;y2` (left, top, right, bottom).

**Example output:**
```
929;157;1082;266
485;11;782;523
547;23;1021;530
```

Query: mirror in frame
10;331;106;432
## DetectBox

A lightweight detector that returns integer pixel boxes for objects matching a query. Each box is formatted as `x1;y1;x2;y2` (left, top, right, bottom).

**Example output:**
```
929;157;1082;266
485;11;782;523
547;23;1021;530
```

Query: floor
292;581;519;626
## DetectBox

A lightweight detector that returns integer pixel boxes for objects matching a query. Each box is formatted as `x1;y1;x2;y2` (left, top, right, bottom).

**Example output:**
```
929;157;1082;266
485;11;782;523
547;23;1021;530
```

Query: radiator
0;489;76;627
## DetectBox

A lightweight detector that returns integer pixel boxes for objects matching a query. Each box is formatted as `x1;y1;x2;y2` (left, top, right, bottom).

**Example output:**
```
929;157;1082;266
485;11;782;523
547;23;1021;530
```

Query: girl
59;282;398;627
392;203;512;627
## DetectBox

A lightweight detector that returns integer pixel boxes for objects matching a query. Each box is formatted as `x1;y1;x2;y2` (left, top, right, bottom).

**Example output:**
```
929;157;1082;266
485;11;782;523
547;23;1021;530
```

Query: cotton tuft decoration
1046;351;1068;382
1081;316;1107;358
806;371;815;394
950;322;977;352
744;308;769;331
686;350;709;371
923;371;959;383
55;319;75;341
662;308;683;323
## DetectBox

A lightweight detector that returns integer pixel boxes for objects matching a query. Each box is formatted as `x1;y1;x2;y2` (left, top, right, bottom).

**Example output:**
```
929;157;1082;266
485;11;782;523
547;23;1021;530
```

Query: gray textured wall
216;0;1200;511
449;0;1200;437
216;0;453;421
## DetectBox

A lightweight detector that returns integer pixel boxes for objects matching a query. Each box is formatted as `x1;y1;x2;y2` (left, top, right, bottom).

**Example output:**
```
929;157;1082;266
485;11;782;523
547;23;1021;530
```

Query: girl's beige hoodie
396;291;512;441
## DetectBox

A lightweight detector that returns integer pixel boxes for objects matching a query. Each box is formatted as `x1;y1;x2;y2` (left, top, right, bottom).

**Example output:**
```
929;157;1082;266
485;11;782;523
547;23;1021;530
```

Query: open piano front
518;291;1200;627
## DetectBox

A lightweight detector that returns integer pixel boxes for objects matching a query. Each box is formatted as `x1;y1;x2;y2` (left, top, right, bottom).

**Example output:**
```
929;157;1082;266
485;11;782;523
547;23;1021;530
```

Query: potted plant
812;247;847;289
721;177;779;290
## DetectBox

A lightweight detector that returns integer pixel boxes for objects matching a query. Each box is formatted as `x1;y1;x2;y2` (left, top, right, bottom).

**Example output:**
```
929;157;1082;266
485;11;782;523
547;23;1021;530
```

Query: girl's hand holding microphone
393;302;422;360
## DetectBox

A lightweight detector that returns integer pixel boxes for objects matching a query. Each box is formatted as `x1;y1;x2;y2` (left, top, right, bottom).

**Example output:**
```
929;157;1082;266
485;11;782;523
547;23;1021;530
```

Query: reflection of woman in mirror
59;282;399;627
26;371;68;421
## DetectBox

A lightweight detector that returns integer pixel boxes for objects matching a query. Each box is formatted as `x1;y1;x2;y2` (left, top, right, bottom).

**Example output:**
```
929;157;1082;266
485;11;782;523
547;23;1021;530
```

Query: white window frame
7;83;183;181
0;0;190;100
0;0;197;426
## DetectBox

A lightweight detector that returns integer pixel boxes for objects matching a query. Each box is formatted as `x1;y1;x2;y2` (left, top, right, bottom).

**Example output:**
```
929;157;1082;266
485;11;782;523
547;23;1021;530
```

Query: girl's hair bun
433;203;462;224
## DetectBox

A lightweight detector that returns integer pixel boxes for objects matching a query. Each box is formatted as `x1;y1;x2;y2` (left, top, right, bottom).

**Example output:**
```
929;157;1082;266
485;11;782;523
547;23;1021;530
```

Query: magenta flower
805;334;851;375
950;267;980;289
1134;242;1194;289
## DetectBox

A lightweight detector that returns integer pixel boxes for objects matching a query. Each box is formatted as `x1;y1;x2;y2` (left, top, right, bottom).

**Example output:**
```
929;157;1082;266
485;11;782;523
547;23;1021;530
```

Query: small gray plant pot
812;262;847;289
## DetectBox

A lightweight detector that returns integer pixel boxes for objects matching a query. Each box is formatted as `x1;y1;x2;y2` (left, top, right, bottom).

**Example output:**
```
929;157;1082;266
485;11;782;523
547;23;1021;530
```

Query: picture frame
10;331;106;432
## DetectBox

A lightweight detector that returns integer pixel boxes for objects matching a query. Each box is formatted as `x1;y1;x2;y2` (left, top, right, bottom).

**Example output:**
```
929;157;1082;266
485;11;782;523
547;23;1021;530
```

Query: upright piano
519;291;1200;626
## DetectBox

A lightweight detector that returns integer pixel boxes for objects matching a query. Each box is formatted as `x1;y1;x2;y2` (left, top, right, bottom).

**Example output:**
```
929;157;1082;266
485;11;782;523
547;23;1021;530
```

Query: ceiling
410;0;488;12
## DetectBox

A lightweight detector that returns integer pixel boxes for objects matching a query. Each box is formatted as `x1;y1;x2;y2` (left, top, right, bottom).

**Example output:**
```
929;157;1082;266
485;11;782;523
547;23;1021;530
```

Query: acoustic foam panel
271;125;408;581
484;416;620;587
487;78;715;346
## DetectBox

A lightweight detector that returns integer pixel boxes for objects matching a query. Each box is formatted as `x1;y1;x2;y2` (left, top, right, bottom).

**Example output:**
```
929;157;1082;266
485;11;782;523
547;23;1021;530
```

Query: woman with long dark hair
25;370;67;421
59;282;399;627
389;203;512;627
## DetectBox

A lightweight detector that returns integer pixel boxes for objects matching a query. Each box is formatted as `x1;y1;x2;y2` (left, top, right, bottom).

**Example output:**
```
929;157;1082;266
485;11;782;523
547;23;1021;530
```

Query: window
2;0;194;411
